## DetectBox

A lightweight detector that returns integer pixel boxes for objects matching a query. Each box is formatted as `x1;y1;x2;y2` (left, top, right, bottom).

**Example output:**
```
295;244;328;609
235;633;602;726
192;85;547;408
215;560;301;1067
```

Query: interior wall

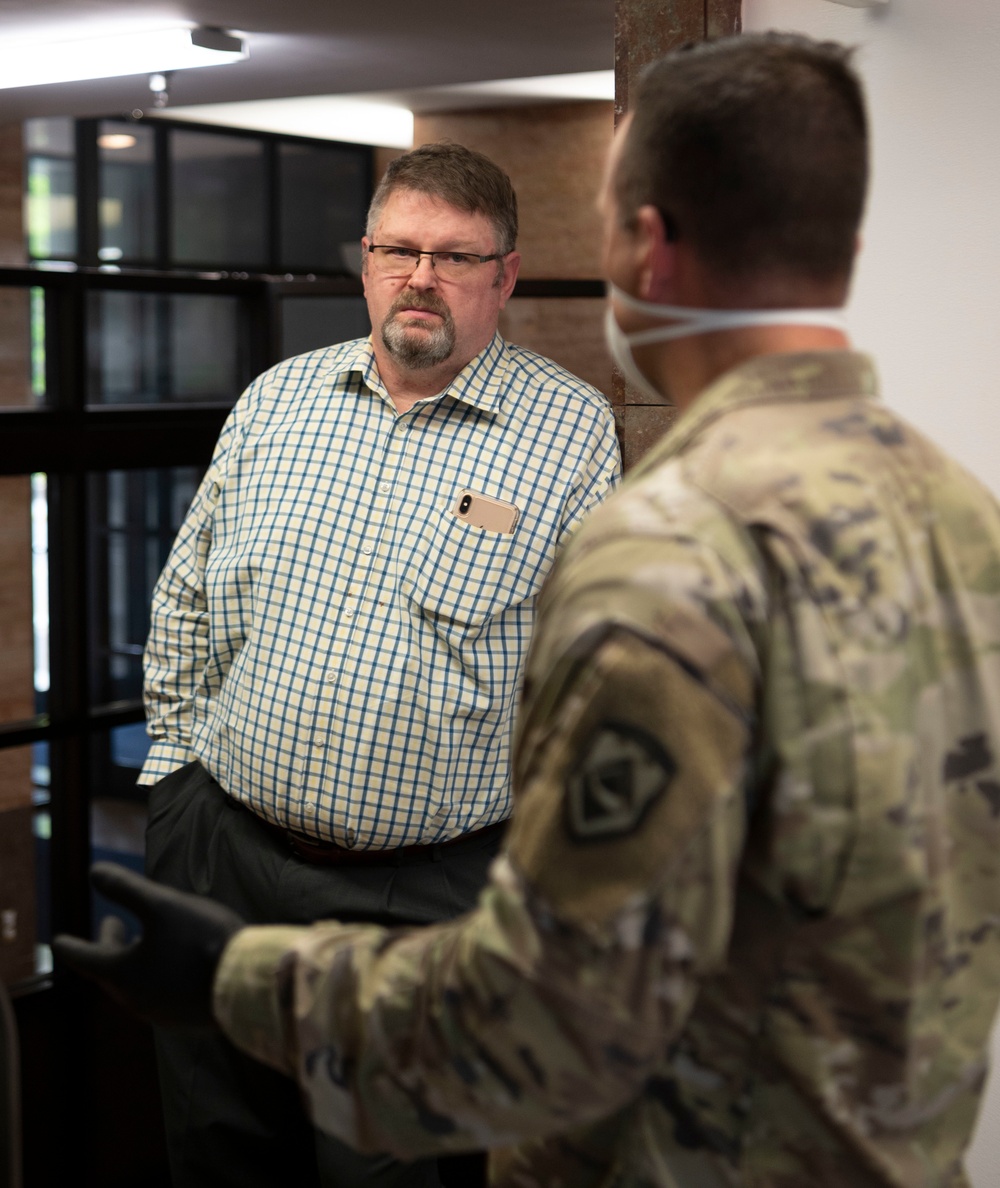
0;122;26;268
744;0;1000;499
742;2;1000;1181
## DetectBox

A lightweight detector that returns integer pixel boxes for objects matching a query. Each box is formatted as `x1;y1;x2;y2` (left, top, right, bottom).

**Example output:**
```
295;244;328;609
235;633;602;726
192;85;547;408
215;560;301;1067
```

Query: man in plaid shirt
137;141;621;1188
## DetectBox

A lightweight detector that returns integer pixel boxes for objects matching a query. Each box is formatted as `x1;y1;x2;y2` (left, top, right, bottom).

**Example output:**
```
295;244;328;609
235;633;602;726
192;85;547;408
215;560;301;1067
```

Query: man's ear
632;205;678;304
360;237;371;296
497;251;521;307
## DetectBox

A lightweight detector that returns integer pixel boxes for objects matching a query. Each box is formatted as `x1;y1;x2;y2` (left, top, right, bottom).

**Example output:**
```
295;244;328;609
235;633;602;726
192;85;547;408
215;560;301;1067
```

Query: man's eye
440;253;473;266
387;247;418;259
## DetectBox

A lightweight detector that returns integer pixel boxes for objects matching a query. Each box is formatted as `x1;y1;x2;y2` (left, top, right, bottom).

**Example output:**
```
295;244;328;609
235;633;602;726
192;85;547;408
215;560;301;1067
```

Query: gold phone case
453;489;520;534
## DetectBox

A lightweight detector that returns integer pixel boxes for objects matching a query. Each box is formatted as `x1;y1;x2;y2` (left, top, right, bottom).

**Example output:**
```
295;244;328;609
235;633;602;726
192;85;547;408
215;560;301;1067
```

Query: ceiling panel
0;0;614;119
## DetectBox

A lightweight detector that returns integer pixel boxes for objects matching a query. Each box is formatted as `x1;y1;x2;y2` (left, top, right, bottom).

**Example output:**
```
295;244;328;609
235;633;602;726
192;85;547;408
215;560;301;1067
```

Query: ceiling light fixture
96;133;138;150
0;26;247;91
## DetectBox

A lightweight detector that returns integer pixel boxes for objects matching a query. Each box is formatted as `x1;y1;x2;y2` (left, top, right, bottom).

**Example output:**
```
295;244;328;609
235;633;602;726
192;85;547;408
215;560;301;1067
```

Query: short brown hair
366;141;518;255
615;33;869;289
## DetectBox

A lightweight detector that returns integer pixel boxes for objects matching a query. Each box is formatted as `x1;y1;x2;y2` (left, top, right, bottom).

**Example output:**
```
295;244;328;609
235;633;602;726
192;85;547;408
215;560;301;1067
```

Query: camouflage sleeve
214;514;761;1161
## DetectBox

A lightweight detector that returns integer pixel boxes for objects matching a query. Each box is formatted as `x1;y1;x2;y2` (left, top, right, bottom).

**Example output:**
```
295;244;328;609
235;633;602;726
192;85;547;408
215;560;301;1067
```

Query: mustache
387;289;450;319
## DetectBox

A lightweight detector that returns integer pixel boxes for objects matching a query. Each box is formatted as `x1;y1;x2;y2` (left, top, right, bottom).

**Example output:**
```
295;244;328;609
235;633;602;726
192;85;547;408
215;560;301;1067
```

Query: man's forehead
377;189;481;228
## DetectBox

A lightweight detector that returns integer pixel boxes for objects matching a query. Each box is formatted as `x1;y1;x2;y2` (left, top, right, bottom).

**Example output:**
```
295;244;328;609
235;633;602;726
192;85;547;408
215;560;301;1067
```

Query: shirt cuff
214;926;306;1076
138;742;195;785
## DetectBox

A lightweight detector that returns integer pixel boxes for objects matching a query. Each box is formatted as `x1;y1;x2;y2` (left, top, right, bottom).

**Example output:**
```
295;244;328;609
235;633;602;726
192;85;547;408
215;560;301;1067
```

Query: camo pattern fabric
215;351;1000;1187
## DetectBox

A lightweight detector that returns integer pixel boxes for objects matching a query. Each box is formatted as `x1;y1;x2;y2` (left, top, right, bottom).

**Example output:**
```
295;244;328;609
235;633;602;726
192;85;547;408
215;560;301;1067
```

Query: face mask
603;283;849;404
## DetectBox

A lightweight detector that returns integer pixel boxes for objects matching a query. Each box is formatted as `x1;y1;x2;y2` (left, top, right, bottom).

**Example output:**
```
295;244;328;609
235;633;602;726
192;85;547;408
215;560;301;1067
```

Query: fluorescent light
435;71;615;103
97;133;138;150
0;26;247;90
161;97;415;149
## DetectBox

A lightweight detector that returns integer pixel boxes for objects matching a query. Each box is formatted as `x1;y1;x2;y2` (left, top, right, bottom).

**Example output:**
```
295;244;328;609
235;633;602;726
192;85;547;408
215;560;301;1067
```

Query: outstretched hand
52;862;245;1028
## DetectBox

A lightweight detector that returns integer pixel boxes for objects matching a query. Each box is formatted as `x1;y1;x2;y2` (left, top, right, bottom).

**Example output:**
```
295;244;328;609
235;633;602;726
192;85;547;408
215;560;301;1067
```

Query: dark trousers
144;762;499;1188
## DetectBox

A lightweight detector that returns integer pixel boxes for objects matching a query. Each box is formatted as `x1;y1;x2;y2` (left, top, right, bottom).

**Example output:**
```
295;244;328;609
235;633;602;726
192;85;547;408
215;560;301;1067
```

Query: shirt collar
322;333;509;415
442;332;509;414
322;336;383;396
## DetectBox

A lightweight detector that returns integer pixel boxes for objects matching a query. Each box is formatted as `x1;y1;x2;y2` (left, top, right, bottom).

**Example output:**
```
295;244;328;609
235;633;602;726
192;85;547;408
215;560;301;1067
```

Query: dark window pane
31;474;48;715
25;117;74;156
25;118;77;260
99;121;157;264
278;143;370;274
90;782;147;939
88;467;202;706
89;735;151;940
87;290;249;404
279;295;370;358
170;129;267;268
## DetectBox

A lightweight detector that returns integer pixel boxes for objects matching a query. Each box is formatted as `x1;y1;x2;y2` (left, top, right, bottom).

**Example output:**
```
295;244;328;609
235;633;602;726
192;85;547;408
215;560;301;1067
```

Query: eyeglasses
367;244;504;281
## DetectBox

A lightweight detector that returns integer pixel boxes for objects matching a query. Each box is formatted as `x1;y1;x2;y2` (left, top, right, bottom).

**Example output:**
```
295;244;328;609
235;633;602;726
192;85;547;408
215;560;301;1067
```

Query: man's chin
382;329;454;370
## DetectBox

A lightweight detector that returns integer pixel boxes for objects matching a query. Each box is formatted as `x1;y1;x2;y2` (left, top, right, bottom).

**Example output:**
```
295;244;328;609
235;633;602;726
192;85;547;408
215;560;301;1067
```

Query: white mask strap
610;284;848;345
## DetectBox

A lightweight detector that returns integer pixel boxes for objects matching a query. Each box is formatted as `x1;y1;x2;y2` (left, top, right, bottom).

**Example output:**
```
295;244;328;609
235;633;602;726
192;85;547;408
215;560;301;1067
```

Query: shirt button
361;544;373;555
379;481;391;493
345;828;356;847
315;738;326;749
345;609;354;619
325;669;337;682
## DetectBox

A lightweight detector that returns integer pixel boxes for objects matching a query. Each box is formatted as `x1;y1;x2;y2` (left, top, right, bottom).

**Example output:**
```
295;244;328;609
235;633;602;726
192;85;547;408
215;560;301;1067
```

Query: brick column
413;103;615;397
0;119;37;984
613;0;741;468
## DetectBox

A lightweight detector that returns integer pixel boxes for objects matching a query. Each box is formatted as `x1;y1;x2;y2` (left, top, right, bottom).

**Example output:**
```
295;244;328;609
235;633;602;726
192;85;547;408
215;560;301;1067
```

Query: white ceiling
0;0;615;121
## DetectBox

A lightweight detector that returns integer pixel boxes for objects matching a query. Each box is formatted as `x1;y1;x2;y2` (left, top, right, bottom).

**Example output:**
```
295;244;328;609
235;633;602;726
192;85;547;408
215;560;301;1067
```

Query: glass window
0;287;45;408
98;121;157;264
89;727;150;942
90;784;146;939
87;290;248;404
170;129;267;268
279;294;370;359
88;467;203;707
31;474;48;717
33;729;151;962
24;117;74;157
278;143;370;274
24;118;77;260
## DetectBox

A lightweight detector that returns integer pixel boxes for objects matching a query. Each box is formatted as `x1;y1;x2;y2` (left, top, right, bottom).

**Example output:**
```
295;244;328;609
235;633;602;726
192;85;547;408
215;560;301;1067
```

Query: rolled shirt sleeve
140;396;249;784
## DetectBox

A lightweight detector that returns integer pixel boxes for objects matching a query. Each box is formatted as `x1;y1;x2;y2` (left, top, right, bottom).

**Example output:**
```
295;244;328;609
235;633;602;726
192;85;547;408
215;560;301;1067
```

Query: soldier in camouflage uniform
55;32;1000;1187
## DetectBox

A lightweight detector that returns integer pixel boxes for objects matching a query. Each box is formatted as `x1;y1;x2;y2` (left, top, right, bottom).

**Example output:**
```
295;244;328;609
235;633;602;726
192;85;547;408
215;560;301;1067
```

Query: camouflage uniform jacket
215;351;1000;1187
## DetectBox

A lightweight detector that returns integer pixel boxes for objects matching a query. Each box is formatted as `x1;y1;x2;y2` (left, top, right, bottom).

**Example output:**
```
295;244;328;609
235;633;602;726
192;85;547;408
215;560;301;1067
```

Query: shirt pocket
399;508;547;629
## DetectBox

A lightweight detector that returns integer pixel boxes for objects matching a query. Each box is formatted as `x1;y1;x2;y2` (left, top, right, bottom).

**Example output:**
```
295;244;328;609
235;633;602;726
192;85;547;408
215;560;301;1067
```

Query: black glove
52;862;245;1028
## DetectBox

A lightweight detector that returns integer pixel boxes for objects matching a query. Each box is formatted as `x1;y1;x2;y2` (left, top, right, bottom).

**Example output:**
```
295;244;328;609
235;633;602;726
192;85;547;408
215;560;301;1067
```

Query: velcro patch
565;722;676;843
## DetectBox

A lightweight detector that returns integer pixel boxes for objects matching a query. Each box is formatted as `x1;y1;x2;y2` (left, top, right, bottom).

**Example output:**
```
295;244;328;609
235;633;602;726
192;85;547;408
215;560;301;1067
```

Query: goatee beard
381;290;456;369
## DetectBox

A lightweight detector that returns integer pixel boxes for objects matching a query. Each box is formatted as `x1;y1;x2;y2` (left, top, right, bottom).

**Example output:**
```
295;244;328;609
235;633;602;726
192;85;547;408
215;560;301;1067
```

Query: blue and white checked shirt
140;333;621;848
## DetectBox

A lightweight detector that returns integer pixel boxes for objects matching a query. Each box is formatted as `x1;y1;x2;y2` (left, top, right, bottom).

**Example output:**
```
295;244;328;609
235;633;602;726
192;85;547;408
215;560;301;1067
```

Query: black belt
225;795;506;866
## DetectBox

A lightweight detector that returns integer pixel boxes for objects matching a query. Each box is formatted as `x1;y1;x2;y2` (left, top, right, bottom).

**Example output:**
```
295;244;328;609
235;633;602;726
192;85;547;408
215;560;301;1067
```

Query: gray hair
366;141;518;255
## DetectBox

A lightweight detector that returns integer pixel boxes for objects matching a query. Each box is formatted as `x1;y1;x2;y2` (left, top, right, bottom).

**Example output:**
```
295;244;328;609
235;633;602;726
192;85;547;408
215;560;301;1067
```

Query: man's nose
407;254;439;289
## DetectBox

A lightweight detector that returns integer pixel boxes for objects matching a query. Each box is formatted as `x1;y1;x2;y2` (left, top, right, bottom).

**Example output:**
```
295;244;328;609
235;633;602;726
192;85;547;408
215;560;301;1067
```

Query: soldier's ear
633;205;679;304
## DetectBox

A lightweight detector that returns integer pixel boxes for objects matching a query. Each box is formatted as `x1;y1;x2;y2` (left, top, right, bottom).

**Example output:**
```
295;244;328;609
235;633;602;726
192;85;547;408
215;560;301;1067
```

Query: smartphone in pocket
452;489;520;534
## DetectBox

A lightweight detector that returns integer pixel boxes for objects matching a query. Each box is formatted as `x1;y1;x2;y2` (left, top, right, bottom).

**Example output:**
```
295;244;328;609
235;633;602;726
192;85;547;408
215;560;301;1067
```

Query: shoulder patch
565;722;676;843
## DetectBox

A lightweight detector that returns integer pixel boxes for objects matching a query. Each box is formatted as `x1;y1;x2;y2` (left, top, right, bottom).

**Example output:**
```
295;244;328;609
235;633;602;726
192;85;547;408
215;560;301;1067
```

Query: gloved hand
52;861;245;1028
